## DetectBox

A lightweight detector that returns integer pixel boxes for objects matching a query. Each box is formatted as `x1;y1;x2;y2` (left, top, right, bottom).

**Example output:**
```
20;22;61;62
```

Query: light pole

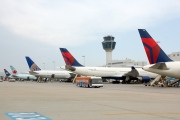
82;56;85;66
53;61;55;70
43;63;45;70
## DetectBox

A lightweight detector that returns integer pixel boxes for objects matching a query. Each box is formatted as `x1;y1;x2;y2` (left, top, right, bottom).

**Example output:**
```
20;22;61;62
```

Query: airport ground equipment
9;79;16;82
167;78;180;87
75;76;103;88
149;75;162;86
147;76;180;87
72;74;78;84
145;75;166;87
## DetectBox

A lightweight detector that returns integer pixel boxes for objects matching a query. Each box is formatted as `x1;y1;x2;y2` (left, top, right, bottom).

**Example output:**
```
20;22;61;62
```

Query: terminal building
102;35;147;67
105;59;147;67
168;52;180;61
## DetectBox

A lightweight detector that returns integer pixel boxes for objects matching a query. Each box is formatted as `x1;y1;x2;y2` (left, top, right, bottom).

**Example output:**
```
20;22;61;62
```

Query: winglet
138;29;172;64
59;48;83;67
25;56;41;71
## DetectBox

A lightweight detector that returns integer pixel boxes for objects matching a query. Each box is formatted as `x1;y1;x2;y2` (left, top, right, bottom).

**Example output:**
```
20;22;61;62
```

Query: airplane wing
150;62;169;70
102;66;139;80
102;76;124;80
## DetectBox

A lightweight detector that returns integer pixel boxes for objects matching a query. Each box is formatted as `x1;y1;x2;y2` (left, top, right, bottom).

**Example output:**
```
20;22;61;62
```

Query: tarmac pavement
0;81;180;120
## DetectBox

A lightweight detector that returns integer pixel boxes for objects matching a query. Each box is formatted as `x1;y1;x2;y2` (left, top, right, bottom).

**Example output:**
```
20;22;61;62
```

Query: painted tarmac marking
102;112;180;115
5;112;52;120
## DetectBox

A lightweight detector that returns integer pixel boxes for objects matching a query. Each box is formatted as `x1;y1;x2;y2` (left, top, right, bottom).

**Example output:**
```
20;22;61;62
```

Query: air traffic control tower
102;35;116;65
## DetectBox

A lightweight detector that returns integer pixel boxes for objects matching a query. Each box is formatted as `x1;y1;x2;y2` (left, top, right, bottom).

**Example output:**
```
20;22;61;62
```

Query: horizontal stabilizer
102;76;123;80
150;62;169;70
65;65;76;71
29;71;39;75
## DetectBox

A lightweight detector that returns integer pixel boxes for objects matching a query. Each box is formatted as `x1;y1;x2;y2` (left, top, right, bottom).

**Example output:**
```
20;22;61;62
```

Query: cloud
0;0;180;47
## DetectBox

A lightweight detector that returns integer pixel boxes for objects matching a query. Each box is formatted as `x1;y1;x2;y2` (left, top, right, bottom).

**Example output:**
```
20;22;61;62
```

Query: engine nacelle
51;74;55;78
139;76;151;83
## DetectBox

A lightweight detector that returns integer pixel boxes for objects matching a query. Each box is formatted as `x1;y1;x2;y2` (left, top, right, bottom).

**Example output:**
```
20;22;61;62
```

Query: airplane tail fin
4;69;11;77
25;56;41;71
138;29;172;64
10;65;19;75
59;48;83;66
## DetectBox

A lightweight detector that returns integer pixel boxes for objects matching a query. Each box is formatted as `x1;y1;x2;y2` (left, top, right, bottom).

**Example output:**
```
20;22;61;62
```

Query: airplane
59;48;158;83
3;69;17;81
25;56;75;81
10;65;37;80
4;69;11;77
138;29;180;79
4;69;15;79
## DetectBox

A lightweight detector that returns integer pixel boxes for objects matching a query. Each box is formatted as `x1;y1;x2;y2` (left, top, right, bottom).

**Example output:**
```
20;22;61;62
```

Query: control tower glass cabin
102;35;116;65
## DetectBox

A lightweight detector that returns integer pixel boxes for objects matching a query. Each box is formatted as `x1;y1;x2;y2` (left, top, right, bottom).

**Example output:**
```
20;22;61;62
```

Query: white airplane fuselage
13;74;37;80
63;66;157;78
143;62;180;79
30;70;71;79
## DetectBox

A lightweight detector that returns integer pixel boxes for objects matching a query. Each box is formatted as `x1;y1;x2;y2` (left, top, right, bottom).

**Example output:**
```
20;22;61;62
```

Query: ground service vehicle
75;76;103;88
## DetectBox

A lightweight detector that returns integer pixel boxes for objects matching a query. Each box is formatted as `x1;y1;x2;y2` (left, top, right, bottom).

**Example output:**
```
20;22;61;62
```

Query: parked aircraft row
59;48;158;83
4;66;37;80
59;29;180;84
3;29;178;84
4;58;75;82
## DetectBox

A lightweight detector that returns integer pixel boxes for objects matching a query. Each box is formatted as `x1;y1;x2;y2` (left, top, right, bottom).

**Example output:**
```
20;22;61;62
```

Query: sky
0;0;180;72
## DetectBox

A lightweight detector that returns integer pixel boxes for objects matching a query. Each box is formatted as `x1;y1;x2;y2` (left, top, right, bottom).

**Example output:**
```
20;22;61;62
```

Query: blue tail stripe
72;60;83;66
138;29;152;38
156;49;173;63
60;48;69;52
